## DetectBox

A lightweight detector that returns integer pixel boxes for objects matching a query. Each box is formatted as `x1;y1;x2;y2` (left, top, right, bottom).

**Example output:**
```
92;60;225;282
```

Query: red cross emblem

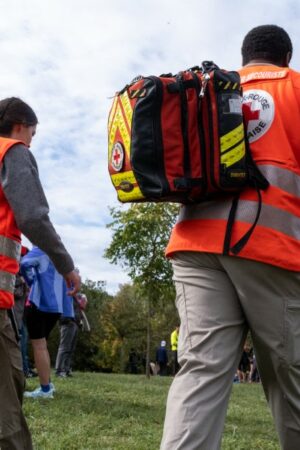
113;149;121;164
111;142;124;172
242;89;274;143
243;102;260;126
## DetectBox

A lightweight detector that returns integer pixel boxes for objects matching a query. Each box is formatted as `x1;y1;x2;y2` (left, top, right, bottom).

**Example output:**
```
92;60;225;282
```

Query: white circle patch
111;142;124;172
242;89;275;143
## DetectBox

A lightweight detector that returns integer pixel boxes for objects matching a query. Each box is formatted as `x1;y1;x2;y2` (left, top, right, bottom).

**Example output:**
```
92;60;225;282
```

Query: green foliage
72;280;113;371
98;284;147;372
97;283;179;373
24;373;280;450
105;203;179;288
104;203;179;376
150;298;179;356
47;278;179;374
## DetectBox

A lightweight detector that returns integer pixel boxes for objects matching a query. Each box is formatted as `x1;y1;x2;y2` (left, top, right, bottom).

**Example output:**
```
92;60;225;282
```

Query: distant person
21;246;75;398
237;345;251;383
170;325;180;375
55;292;90;377
128;348;139;374
156;340;168;376
249;352;260;383
0;97;80;450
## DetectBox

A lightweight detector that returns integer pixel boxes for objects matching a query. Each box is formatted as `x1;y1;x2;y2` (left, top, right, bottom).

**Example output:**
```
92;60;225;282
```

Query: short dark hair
241;25;293;66
0;97;38;136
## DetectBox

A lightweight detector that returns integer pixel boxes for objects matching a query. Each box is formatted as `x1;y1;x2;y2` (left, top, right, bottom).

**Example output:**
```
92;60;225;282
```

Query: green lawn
24;373;279;450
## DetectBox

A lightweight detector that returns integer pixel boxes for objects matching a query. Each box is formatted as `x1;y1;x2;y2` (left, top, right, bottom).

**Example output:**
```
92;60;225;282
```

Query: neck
244;58;286;68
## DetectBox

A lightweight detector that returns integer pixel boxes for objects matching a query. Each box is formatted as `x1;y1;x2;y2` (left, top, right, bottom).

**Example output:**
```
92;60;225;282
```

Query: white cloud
2;0;300;293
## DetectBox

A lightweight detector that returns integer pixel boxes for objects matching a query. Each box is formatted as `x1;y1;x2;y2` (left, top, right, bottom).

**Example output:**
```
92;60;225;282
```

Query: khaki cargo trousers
0;310;32;450
161;252;300;450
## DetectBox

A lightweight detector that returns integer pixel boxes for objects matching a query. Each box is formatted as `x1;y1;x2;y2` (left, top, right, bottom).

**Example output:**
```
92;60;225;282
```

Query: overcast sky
2;0;299;293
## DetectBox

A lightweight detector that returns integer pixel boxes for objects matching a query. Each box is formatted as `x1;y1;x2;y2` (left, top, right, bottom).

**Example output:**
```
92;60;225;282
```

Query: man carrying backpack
161;25;300;450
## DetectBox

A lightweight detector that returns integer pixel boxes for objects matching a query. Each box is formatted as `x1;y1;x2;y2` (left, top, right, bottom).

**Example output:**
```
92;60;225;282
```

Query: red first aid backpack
107;62;268;253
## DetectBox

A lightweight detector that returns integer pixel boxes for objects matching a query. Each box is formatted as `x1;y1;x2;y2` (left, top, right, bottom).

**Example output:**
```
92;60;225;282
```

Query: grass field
24;372;280;450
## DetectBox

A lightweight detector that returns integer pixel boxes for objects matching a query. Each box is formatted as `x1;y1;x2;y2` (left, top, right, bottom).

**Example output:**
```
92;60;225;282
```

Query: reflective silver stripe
179;198;300;242
178;164;300;242
178;200;230;223
0;235;21;260
259;165;300;197
0;270;15;293
236;200;300;240
179;164;300;223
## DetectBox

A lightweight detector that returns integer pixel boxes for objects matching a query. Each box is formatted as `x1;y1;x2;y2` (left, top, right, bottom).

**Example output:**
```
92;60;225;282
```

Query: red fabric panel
0;290;14;309
160;78;185;189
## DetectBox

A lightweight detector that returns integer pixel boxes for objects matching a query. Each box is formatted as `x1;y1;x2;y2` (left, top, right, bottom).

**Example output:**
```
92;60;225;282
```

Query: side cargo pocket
286;298;300;366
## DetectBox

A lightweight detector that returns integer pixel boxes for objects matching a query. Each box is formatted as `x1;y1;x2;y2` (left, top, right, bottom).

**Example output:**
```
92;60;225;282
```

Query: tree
73;280;112;371
99;284;147;372
104;203;179;376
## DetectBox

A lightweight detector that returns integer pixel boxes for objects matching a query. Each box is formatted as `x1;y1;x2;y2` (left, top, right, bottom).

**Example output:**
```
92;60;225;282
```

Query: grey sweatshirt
0;144;74;275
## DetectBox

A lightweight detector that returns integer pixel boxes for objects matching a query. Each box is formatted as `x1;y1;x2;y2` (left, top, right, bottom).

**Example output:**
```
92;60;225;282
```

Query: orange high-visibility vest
166;65;300;271
0;137;24;308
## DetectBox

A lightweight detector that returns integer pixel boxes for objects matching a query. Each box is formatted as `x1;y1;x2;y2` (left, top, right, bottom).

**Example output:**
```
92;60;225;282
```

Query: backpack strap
223;124;269;255
223;182;263;255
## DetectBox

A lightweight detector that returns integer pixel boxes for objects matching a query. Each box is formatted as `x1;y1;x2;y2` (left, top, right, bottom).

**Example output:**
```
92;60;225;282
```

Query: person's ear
11;123;22;134
286;51;292;66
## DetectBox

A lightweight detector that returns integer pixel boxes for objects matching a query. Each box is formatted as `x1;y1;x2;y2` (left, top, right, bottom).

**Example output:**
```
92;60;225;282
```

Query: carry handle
201;61;220;73
188;62;220;73
117;75;144;96
159;72;175;78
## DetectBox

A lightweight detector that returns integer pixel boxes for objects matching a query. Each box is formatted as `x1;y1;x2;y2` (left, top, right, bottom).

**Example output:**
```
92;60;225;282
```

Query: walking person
0;97;80;449
21;246;74;398
250;352;260;383
156;340;168;376
161;25;300;450
55;292;89;377
237;344;251;383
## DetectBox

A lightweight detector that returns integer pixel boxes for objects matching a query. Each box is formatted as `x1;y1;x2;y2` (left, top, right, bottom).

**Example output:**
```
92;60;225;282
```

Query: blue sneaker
24;386;54;399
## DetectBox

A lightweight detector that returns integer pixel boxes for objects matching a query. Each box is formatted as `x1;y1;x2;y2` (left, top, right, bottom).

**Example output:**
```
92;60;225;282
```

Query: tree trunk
120;337;125;373
145;295;151;378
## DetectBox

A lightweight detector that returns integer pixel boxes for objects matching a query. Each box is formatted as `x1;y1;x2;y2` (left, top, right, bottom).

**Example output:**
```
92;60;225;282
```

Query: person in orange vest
161;25;300;450
0;98;81;450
